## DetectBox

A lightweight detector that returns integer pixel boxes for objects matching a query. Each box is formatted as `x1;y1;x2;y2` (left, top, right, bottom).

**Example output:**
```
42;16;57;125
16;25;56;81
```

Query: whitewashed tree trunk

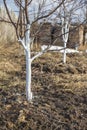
25;24;33;101
63;42;66;63
19;24;33;101
62;18;69;64
26;52;32;101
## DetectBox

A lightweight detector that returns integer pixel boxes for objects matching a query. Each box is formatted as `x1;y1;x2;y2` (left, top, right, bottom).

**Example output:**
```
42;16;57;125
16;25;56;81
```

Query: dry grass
0;61;21;72
79;44;87;51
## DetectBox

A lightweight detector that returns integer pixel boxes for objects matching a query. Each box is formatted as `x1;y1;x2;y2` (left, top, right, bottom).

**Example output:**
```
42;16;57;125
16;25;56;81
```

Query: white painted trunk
25;24;32;101
26;51;32;101
63;42;66;64
62;18;69;64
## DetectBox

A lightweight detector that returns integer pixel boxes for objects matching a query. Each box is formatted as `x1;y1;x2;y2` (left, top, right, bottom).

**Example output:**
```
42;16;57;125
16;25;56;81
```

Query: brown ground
0;42;87;130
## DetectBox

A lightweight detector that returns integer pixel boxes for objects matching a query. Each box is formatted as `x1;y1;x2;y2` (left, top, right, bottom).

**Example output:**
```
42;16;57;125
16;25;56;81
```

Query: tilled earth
0;43;87;130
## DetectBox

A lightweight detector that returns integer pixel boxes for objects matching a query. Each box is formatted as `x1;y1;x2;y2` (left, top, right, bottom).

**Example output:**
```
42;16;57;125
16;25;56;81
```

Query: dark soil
0;43;87;130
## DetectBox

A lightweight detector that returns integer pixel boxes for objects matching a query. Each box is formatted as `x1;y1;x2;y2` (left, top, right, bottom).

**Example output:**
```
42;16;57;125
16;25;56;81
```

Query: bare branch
25;0;30;24
33;0;66;23
18;37;27;50
3;0;16;29
31;45;51;61
27;0;33;6
14;0;24;9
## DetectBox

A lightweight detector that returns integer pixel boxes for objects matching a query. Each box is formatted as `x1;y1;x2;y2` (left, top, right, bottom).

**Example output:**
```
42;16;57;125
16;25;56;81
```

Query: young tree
1;0;65;101
58;0;83;63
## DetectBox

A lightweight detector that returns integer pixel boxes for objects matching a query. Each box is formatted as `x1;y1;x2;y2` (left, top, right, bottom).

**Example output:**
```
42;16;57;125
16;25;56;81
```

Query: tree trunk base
27;92;33;101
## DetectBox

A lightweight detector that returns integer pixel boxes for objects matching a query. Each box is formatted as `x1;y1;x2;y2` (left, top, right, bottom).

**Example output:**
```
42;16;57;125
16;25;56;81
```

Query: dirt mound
0;43;87;130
